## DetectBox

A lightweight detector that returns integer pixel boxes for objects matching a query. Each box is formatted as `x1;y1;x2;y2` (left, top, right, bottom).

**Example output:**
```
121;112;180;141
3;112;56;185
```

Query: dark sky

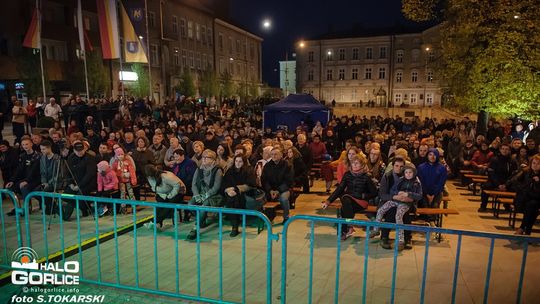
229;0;424;87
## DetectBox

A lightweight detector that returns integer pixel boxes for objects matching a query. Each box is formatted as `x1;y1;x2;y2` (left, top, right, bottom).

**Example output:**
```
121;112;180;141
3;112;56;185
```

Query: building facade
296;25;442;107
0;0;262;103
279;60;296;96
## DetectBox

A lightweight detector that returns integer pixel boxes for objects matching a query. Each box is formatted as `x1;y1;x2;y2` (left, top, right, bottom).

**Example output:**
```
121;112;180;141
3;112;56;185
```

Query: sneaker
368;230;380;239
230;228;239;237
380;238;392;250
186;230;197;240
144;222;155;230
98;206;108;217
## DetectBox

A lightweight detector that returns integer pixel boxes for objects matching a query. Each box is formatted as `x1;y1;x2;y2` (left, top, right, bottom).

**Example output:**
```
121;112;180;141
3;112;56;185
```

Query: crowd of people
1;94;539;248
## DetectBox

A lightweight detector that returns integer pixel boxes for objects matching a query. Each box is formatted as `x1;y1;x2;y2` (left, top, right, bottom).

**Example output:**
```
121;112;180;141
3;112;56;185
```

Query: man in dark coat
262;148;293;223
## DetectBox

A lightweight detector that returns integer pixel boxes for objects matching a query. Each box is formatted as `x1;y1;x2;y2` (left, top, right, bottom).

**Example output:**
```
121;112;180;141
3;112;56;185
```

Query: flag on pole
96;0;120;59
23;8;40;49
77;0;85;53
120;0;148;63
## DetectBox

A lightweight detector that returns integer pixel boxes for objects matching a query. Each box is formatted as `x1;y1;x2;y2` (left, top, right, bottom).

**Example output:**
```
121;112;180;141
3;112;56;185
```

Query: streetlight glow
327;50;332;55
229;57;234;61
299;42;305;48
425;47;430;52
138;35;144;39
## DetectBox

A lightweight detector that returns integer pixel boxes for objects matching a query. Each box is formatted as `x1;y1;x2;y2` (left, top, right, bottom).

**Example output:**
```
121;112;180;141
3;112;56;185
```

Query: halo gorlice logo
11;247;80;285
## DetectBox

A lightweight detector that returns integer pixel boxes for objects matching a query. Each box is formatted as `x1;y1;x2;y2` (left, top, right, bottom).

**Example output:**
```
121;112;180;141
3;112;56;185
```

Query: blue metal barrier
280;215;540;304
0;189;23;272
11;191;279;304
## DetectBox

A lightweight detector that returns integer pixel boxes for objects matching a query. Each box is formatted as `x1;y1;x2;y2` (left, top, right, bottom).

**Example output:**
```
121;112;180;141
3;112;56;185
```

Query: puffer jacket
327;171;377;203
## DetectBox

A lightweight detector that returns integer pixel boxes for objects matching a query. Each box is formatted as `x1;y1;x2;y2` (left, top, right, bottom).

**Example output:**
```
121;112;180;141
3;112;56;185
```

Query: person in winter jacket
322;155;378;240
370;164;422;250
222;155;256;237
0;140;20;187
262;148;294;223
63;141;96;220
479;143;518;212
112;148;137;205
171;149;197;195
6;138;40;216
96;161;118;216
508;154;540;235
187;149;223;240
417;148;448;210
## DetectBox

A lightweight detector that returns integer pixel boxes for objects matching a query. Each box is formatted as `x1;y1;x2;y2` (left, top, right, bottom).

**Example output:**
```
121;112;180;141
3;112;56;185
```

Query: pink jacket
112;159;137;185
97;165;119;192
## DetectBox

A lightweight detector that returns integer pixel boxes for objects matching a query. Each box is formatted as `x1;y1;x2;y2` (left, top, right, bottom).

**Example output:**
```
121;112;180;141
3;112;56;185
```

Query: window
326;69;333;80
410;93;417;104
172;16;178;34
365;68;372;79
173;48;179;65
351;68;358;80
150;44;159;66
396;71;402;83
148;11;155;28
189;51;194;68
202;54;207;69
429;51;435;62
229;37;233;54
201;25;206;44
196;24;200;41
180;19;186;37
338;68;345;80
411;49;420;62
379;67;386;79
219;58;224;74
196;52;201;69
352;48;359;60
366;47;372;59
236;39;241;54
380;47;387;59
426;93;433;104
218;34;223;51
395;93;402;104
338;48;345;60
308;51;314;62
396;50;403;63
187;21;193;39
207;28;212;46
250;44;255;59
308;70;314;81
326;49;333;61
181;50;187;67
427;71;434;82
411;71;418;82
352;89;357;101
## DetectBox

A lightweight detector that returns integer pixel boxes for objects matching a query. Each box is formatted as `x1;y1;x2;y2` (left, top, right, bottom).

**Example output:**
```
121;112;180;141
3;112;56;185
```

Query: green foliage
198;67;218;98
220;70;234;98
402;0;439;22
17;48;50;99
131;63;150;98
402;0;540;119
175;68;196;97
85;51;110;97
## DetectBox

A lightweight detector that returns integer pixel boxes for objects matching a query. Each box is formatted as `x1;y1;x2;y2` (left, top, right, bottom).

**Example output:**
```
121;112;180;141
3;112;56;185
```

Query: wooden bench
482;189;517;219
460;170;474;175
494;197;518;228
262;201;280;222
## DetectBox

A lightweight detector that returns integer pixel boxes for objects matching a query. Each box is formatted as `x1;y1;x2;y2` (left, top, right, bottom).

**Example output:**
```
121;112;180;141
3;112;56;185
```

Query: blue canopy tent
263;94;330;131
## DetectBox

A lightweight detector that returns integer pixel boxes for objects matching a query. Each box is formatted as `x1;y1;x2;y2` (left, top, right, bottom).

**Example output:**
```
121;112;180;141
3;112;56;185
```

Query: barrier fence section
280;215;540;304
0;189;24;273
4;191;279;304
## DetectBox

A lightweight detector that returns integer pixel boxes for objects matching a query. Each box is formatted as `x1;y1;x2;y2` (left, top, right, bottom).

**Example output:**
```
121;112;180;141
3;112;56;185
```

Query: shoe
368;230;380;239
477;207;488;213
7;209;16;216
404;239;413;250
144;222;155;230
397;242;405;251
98;206;108;217
514;228;525;235
230;228;239;237
186;230;197;240
380;238;392;250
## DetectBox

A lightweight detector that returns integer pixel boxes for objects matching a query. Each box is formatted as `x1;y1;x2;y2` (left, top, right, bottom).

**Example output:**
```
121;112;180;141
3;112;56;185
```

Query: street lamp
423;46;431;107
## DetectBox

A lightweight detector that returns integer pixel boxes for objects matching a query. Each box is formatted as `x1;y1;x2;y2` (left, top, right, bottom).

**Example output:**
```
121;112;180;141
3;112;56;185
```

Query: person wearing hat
63;140;96;220
112;148;137;204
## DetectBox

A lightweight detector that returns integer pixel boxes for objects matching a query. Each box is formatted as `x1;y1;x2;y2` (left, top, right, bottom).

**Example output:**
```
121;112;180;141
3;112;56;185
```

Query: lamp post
423;46;430;107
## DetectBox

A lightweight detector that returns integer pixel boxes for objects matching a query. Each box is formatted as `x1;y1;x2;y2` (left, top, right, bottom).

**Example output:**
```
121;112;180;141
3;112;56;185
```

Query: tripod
46;156;95;230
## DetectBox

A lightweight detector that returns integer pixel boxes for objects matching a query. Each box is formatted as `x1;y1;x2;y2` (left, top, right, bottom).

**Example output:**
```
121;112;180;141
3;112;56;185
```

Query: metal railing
280;215;540;304
0;189;24;273
1;191;279;304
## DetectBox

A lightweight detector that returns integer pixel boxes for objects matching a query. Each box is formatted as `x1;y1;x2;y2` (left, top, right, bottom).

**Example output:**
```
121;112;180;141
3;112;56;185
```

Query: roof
310;23;438;40
264;94;328;111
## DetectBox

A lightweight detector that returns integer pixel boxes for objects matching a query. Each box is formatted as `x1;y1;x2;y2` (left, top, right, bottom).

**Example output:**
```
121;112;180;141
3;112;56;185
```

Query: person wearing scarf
187;149;223;240
322;155;378;240
221;155;256;237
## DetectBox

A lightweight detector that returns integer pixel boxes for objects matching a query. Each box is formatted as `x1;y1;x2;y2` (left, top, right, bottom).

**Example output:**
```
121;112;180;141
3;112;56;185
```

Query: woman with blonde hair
336;146;365;183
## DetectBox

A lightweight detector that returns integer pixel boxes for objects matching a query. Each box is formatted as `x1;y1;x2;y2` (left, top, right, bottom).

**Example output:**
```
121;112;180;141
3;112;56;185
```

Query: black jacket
10;151;41;185
507;169;540;205
261;159;293;192
486;155;518;187
222;166;256;193
66;152;97;193
0;147;19;180
328;171;377;203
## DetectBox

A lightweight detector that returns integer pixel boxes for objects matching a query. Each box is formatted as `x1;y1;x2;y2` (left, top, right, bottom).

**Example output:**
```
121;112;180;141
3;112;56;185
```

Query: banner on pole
120;0;148;63
96;0;120;59
23;8;40;49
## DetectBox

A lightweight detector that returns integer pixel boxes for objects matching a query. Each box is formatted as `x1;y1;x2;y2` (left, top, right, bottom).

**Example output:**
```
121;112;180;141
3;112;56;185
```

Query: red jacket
471;150;493;168
309;142;327;162
112;159;137;185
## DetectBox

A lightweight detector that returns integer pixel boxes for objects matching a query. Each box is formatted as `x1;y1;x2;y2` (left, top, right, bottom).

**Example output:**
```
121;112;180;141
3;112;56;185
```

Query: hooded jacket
390;165;423;203
417;148;447;196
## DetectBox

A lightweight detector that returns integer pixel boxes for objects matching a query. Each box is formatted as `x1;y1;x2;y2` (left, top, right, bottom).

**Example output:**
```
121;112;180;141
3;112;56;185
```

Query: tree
85;51;110;97
17;48;51;99
176;68;196;97
220;70;234;99
402;0;540;119
198;67;219;99
131;63;150;98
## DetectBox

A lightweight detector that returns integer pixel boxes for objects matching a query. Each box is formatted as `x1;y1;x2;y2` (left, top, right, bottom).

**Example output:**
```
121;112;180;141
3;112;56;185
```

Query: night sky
229;0;427;87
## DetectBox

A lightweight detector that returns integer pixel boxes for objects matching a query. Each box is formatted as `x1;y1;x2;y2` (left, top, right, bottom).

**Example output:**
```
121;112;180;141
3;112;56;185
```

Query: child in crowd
96;161;118;217
370;164;422;250
112;148;137;212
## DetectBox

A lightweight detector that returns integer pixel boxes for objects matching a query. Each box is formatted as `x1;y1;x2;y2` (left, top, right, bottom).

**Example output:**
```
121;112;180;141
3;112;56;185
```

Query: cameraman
39;140;64;214
62;141;96;220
